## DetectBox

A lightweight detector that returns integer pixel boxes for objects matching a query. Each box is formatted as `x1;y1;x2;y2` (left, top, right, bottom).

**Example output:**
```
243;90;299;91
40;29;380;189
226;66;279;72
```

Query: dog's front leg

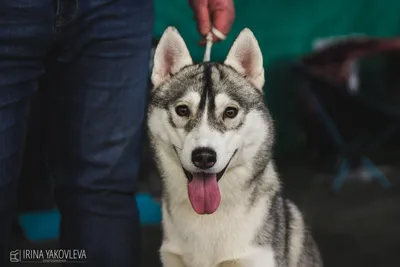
161;251;187;267
218;260;246;267
218;255;275;267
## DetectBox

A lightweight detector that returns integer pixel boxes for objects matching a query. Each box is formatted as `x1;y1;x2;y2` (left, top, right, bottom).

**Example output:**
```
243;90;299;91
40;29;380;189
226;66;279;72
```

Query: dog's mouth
174;147;237;215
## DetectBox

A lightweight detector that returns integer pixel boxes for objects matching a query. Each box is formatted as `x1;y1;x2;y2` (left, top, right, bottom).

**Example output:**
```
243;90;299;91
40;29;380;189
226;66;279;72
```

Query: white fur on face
178;102;239;174
148;92;270;176
232;110;270;168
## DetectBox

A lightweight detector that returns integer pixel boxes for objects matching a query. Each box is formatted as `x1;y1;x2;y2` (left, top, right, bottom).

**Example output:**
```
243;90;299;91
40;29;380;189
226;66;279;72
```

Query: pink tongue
187;173;221;214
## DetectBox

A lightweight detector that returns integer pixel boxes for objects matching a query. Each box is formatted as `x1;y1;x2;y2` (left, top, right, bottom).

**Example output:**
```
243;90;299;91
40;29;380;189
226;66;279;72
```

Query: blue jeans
0;0;154;266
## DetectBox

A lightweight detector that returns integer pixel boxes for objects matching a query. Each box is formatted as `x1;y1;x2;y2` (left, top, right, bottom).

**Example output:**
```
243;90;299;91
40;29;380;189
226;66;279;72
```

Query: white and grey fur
147;27;323;267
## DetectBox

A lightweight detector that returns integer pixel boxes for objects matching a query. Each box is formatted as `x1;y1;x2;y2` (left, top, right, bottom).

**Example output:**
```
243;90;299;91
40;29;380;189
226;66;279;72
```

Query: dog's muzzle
176;148;237;182
173;147;238;215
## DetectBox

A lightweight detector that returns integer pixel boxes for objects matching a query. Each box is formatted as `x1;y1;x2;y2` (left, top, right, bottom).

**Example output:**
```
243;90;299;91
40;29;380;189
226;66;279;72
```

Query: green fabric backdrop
153;0;400;156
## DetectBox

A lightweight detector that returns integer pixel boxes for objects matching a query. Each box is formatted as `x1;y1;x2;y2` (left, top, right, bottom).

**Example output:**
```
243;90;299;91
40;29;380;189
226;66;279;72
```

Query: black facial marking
204;64;216;122
167;111;177;128
201;63;213;111
183;116;199;132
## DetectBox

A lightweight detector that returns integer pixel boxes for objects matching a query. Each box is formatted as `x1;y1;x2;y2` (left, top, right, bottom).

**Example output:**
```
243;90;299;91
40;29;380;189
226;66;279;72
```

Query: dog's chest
162;202;274;267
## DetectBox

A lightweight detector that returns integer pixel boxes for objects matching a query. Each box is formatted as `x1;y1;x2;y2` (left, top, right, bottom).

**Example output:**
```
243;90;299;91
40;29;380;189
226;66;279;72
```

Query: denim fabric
0;0;154;265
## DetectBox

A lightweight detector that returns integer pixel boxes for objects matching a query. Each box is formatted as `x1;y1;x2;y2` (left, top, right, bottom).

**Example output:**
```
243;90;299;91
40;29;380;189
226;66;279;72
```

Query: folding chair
295;37;400;191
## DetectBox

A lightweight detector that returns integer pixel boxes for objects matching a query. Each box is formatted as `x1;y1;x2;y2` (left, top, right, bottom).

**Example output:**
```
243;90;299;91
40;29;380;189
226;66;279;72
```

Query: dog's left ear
224;28;264;90
152;27;193;88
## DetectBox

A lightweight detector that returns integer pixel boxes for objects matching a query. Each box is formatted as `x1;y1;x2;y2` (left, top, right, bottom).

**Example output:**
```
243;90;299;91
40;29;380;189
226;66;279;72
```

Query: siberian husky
147;27;323;267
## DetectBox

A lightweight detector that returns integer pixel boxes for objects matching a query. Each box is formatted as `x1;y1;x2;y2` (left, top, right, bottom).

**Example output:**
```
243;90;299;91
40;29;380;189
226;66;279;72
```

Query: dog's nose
191;148;217;169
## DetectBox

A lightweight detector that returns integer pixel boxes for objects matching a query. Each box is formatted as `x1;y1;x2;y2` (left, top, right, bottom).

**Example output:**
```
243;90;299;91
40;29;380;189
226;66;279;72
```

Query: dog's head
148;27;274;215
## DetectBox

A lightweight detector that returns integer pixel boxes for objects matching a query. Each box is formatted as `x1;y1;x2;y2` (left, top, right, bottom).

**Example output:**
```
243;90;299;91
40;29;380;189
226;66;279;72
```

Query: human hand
189;0;235;44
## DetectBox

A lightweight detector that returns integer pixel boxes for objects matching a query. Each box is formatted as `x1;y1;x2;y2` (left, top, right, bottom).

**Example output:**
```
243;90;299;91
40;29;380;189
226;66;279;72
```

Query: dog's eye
223;107;239;119
175;105;190;117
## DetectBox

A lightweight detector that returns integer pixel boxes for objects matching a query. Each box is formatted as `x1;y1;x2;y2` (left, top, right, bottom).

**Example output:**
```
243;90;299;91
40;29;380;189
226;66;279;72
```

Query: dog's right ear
151;27;193;88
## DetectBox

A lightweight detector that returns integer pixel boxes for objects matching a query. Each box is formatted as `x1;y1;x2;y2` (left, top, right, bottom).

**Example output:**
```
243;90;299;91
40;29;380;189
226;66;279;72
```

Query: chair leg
332;158;351;192
361;157;391;188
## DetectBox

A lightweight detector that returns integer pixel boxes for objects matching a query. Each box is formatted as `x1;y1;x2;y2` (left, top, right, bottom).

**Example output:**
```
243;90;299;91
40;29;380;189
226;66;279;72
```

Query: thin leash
203;27;227;62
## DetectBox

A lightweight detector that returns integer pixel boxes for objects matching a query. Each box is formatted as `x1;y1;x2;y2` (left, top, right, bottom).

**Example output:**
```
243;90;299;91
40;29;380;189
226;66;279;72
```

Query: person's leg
46;0;154;266
0;0;54;263
18;86;54;213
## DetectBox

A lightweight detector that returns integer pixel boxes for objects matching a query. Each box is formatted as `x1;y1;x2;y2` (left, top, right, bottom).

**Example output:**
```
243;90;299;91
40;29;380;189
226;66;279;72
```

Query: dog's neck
220;160;281;205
